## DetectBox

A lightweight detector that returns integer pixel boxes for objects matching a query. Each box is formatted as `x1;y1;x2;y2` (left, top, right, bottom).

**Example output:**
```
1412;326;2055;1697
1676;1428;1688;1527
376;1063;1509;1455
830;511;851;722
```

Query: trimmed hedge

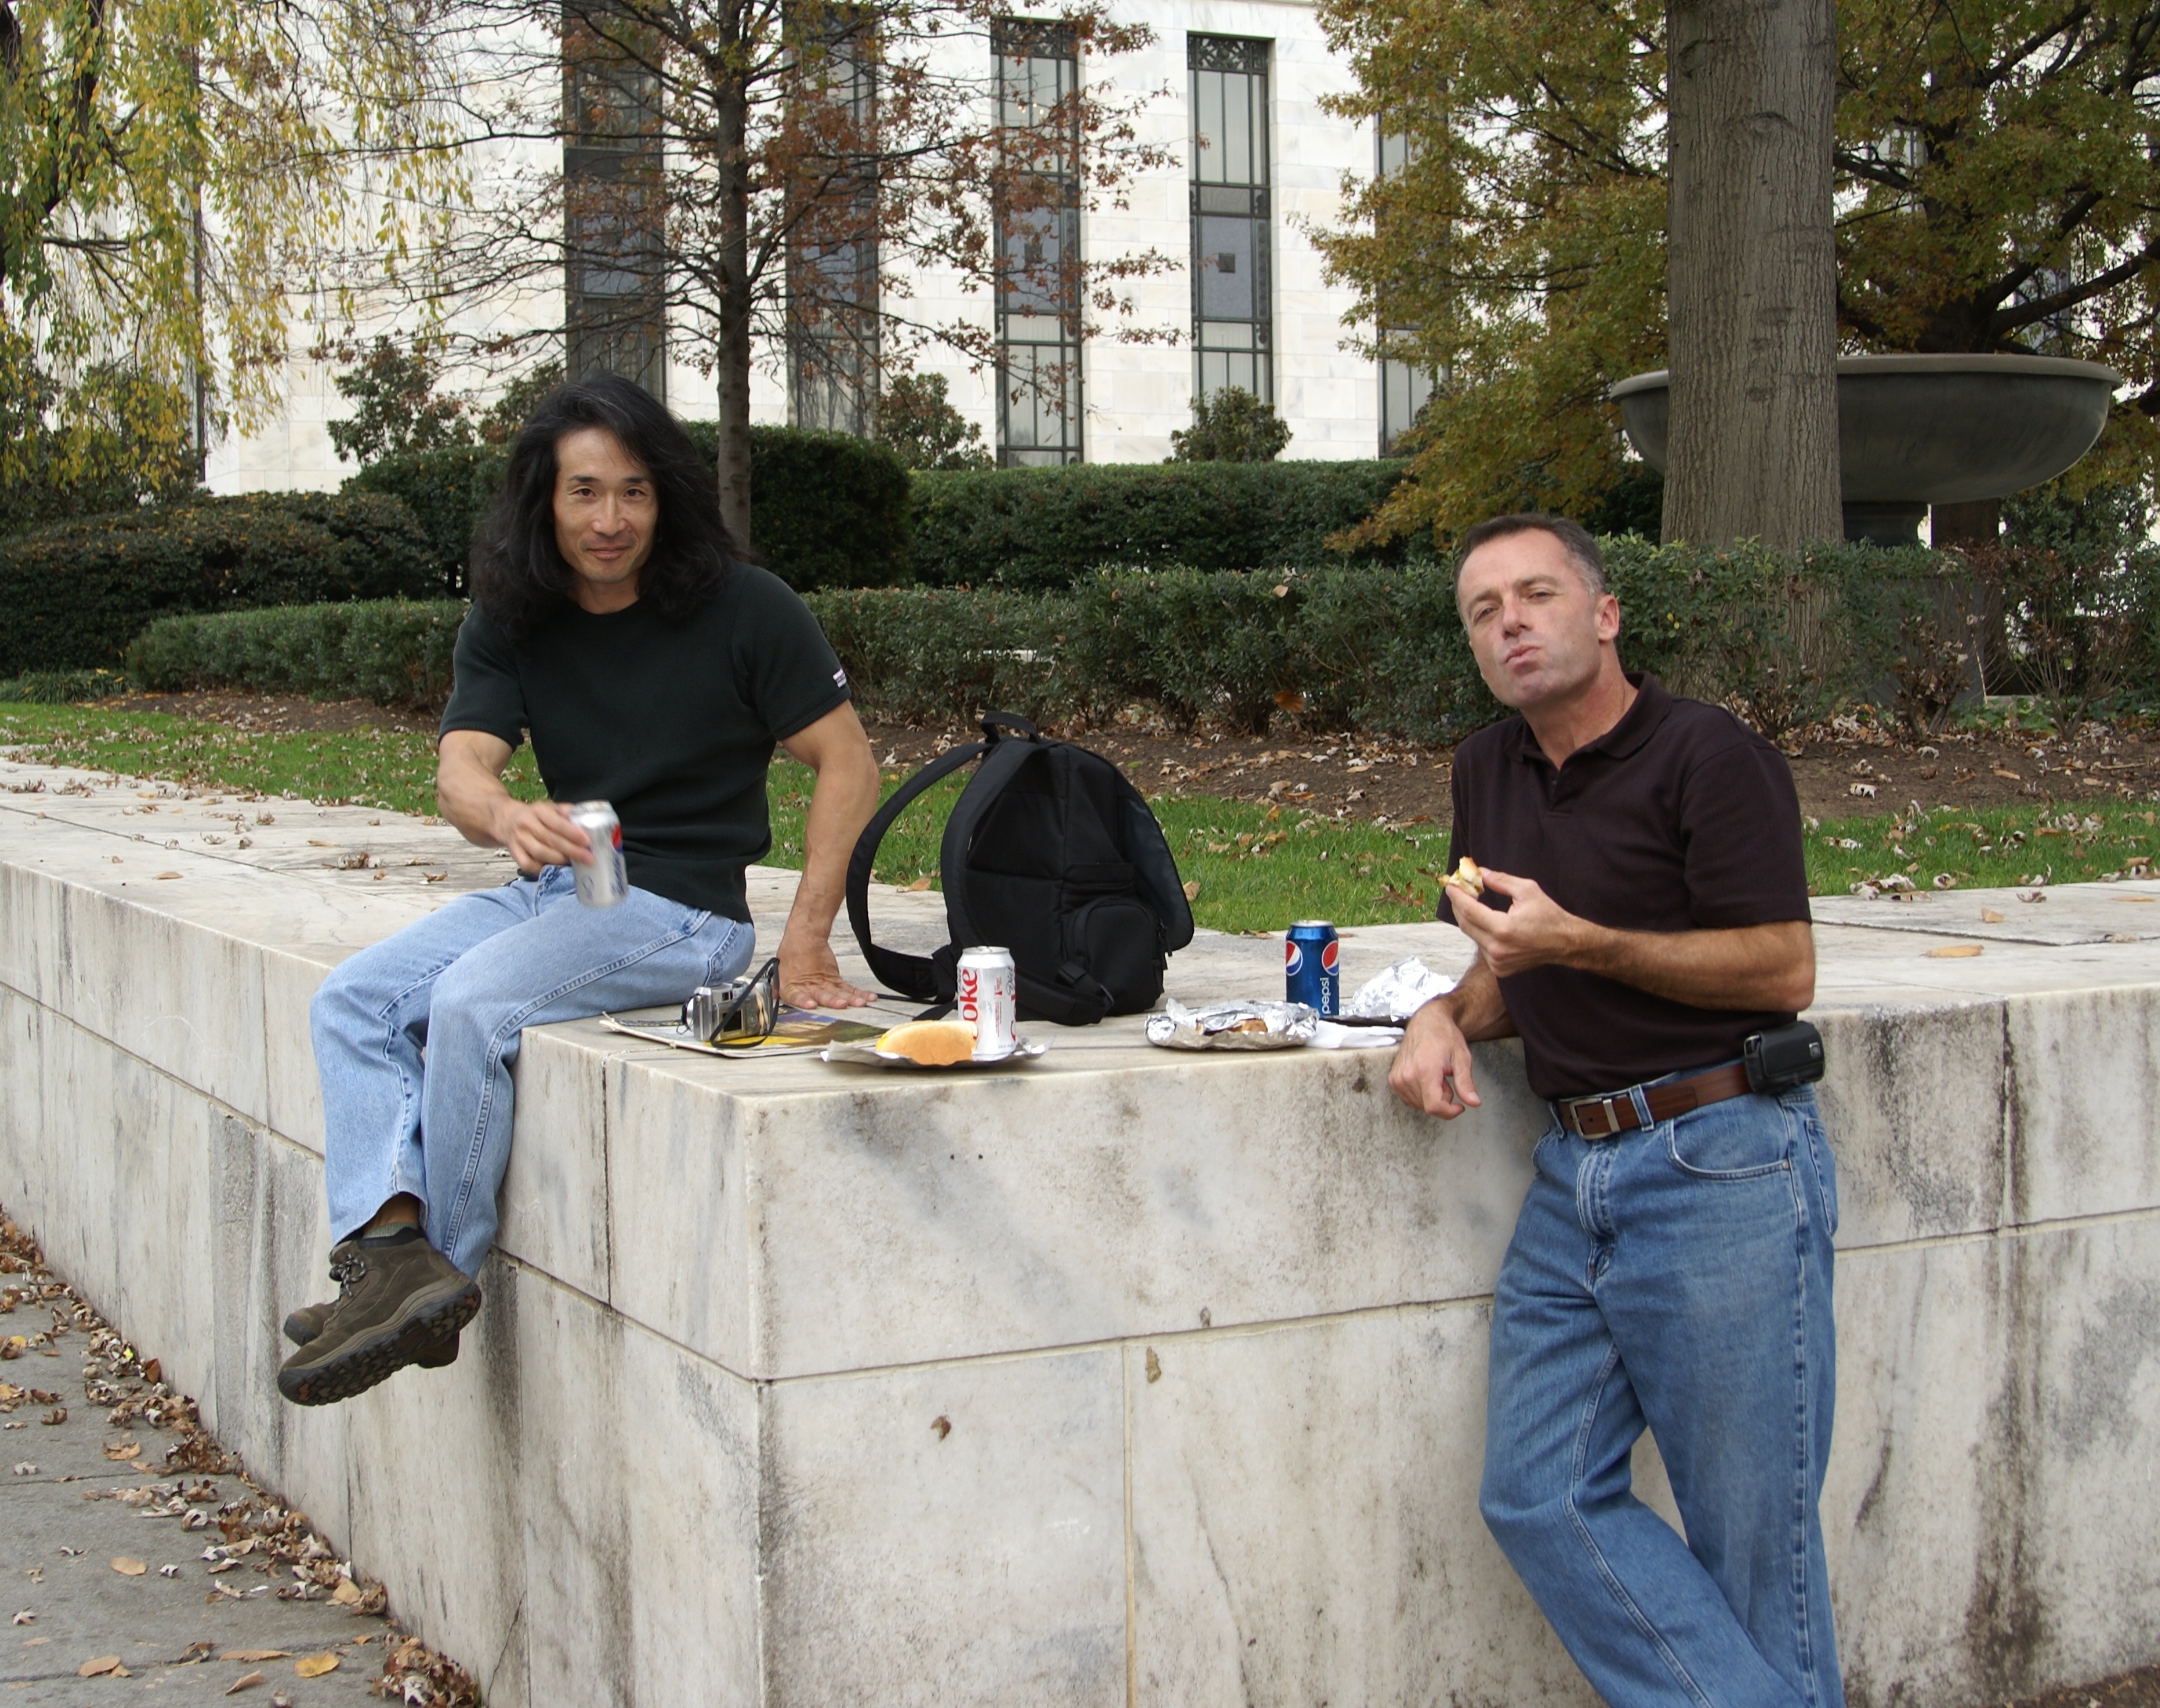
346;423;912;594
118;542;2141;743
906;460;1421;589
347;443;1411;593
0;493;441;677
128;601;466;706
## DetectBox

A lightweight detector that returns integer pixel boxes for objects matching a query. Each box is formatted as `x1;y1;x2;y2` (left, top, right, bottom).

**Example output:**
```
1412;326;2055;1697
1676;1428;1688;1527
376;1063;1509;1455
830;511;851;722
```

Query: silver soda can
567;800;627;908
956;945;1019;1058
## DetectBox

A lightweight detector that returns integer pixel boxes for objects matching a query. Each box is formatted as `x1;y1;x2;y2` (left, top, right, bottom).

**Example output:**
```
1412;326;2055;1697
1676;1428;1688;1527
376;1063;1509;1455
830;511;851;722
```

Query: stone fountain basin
1611;353;2120;504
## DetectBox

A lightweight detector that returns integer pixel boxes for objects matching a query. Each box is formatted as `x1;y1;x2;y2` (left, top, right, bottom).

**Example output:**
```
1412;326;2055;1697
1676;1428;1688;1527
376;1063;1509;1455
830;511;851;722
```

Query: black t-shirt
1439;675;1811;1100
438;565;850;920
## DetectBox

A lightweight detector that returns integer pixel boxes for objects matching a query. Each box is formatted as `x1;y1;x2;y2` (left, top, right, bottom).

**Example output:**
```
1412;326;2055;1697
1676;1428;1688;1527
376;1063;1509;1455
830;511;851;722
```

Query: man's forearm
1439;954;1516;1041
1568;919;1815;1012
782;755;880;940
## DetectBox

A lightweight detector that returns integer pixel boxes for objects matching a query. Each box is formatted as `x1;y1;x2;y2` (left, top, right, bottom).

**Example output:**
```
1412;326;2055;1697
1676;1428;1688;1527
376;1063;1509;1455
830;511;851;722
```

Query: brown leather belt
1556;1062;1755;1139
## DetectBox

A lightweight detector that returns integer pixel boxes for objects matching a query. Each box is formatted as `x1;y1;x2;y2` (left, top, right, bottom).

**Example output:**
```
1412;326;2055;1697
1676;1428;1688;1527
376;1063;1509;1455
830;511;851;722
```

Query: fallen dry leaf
1980;908;2005;924
905;875;932;891
219;1649;290;1662
104;1439;139;1461
9;1610;30;1625
141;1358;160;1384
224;1670;264;1694
306;840;334;847
1145;1347;1161;1383
1181;879;1201;902
1924;944;1985;959
330;1579;363;1606
293;1652;339;1678
110;1556;146;1576
1992;766;2023;781
79;1654;122;1676
155;871;182;880
39;1407;62;1425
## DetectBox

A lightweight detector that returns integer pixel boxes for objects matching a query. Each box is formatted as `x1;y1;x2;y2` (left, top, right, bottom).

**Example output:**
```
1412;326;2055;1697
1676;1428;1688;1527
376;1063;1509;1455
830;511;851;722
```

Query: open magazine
599;1007;890;1059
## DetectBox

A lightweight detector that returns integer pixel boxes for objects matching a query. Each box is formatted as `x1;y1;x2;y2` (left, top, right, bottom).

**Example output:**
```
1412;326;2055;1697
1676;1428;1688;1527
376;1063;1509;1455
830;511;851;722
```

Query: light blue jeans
1479;1082;1843;1708
310;866;753;1276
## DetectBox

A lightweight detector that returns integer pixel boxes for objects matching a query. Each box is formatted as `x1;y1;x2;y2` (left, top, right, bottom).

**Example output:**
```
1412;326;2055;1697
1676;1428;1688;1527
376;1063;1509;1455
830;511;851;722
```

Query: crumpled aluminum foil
1144;998;1319;1050
1344;955;1458;1020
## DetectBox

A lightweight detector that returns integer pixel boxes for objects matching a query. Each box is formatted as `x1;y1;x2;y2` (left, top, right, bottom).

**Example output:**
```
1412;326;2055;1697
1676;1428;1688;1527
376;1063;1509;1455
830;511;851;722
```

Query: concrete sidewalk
1;1216;468;1707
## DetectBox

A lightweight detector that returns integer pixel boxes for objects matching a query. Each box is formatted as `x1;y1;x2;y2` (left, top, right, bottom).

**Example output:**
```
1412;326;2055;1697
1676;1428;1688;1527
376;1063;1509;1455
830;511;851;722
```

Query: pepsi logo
1284;940;1303;974
1320;939;1339;972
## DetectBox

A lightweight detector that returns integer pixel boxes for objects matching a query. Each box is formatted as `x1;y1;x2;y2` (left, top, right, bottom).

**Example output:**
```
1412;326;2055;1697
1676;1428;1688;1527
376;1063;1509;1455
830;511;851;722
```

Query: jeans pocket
1666;1096;1794;1180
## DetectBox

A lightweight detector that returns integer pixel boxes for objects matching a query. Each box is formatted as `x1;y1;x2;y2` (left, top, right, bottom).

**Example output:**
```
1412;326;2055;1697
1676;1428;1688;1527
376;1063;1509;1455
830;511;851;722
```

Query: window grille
1376;124;1438;453
563;8;667;399
788;8;880;435
1188;35;1271;404
995;20;1082;465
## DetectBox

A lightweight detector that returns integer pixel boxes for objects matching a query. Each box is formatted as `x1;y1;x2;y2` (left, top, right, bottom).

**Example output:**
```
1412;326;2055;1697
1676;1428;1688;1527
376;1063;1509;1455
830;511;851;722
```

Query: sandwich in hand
1443;855;1485;901
877;1018;978;1065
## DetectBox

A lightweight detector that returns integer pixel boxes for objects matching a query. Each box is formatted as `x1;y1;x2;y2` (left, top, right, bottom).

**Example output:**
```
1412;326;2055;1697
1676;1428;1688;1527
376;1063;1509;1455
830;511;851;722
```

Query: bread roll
1443;856;1485;900
878;1019;978;1065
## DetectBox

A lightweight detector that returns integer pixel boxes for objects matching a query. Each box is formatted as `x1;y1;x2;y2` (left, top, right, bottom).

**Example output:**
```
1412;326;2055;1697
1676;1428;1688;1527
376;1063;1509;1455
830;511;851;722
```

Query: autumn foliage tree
0;0;461;496
1315;0;2160;545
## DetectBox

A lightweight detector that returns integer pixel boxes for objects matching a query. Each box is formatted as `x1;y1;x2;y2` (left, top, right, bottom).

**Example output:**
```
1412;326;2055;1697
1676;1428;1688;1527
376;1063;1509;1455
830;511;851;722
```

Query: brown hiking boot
282;1301;458;1368
276;1229;480;1406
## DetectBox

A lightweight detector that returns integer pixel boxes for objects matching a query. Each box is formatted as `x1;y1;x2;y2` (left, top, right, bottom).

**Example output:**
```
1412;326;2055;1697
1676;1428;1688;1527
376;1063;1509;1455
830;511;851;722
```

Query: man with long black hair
277;373;880;1406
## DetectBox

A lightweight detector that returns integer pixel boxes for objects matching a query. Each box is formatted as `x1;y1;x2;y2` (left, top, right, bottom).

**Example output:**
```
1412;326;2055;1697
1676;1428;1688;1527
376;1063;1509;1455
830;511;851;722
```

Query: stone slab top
7;750;2160;1073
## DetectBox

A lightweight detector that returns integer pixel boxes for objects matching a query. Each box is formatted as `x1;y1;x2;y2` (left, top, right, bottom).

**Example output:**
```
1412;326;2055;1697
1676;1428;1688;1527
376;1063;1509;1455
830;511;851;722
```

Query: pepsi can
567;800;627;908
1284;920;1340;1016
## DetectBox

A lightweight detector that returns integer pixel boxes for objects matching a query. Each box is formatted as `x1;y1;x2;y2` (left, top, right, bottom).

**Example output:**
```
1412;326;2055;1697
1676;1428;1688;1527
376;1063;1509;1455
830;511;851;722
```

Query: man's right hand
1389;998;1483;1119
492;798;594;877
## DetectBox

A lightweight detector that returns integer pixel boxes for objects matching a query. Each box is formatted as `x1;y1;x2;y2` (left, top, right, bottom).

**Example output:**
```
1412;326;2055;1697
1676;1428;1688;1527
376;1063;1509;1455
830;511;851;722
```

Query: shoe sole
284;1312;458;1368
276;1280;481;1406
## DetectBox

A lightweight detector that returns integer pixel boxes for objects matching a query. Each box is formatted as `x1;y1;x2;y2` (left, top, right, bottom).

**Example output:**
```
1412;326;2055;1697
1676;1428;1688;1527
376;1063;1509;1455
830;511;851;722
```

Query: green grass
1802;799;2160;895
7;703;2157;935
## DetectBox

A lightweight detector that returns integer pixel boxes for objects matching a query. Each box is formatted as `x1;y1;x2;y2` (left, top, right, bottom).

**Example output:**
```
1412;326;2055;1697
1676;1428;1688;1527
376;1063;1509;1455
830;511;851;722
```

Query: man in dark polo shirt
1391;514;1843;1708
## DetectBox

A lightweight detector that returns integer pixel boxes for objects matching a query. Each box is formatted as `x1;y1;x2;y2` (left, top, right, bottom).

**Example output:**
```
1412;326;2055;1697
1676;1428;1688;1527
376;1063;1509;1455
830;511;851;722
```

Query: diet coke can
956;945;1019;1059
566;801;627;908
1284;919;1340;1016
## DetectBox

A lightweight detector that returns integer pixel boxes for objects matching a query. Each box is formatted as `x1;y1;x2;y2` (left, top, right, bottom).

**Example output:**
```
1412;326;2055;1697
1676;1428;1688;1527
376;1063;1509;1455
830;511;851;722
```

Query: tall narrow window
1376;124;1436;453
1188;35;1271;403
788;10;879;435
995;20;1082;466
564;10;667;398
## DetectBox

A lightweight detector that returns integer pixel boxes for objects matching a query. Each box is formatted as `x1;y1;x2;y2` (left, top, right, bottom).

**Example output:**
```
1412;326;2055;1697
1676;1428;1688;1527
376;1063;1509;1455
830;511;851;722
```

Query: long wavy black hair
470;372;739;635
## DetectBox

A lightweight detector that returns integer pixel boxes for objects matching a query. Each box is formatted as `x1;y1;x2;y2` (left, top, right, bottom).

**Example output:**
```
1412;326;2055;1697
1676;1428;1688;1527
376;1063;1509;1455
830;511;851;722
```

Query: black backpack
845;713;1196;1025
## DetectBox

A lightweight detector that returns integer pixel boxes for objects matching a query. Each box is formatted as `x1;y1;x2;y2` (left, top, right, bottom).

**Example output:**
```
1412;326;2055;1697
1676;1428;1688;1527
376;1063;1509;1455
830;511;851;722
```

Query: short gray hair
1452;512;1607;599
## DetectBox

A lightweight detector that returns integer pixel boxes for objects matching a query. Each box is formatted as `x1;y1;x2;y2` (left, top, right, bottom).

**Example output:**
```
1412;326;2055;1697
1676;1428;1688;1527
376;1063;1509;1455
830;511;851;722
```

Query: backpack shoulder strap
934;734;1041;953
845;741;984;1000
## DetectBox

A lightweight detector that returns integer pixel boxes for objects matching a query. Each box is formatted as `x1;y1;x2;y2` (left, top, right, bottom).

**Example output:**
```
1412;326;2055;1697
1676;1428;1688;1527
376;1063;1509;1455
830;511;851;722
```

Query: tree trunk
714;58;755;553
1662;0;1841;547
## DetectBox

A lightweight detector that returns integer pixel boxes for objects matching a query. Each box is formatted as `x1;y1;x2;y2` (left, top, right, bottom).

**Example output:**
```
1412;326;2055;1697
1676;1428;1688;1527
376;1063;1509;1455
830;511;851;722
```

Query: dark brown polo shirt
1438;675;1811;1100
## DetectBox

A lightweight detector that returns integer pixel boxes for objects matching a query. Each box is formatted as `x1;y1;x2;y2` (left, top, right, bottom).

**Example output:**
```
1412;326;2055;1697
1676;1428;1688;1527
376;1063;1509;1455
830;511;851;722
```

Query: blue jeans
310;866;753;1277
1479;1083;1842;1708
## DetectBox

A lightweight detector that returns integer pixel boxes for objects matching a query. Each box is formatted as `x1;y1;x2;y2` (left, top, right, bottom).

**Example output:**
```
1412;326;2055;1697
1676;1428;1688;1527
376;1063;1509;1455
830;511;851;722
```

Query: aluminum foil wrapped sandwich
1144;998;1319;1050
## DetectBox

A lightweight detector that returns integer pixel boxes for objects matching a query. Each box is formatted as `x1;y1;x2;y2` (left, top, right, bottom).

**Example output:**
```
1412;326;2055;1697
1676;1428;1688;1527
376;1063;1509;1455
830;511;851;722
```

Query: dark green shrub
711;423;911;591
906;460;1420;590
804;587;1086;726
128;601;467;705
345;445;505;588
0;668;132;704
1168;387;1293;463
347;423;912;594
0;493;441;677
105;540;1987;742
